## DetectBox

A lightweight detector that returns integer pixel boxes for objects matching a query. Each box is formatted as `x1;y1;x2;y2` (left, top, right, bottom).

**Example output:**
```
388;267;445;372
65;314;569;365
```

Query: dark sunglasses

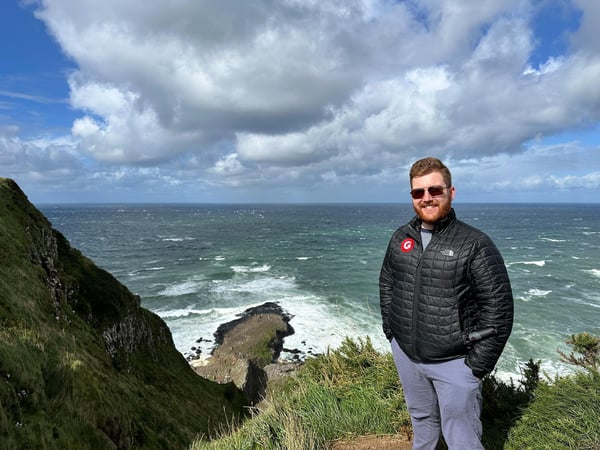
410;185;449;199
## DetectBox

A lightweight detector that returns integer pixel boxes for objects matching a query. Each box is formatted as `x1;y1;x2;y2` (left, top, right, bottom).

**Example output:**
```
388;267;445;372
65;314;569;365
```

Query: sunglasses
410;185;449;199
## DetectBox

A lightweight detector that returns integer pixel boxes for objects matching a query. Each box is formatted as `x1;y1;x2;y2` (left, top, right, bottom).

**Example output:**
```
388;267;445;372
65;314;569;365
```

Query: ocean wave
584;269;600;279
157;307;212;319
161;237;197;242
527;288;552;296
540;237;566;243
508;260;546;267
568;296;600;309
231;264;271;273
517;289;552;302
158;280;203;296
211;276;296;294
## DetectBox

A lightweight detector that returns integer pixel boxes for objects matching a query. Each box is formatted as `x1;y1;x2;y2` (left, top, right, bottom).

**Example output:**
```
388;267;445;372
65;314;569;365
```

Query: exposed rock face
192;302;301;404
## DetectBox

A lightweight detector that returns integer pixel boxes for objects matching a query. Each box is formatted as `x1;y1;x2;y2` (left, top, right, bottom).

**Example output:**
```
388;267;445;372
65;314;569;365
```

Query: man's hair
409;157;452;187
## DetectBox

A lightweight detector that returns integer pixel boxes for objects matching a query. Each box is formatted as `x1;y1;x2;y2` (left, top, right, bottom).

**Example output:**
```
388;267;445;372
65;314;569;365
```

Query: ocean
40;203;600;381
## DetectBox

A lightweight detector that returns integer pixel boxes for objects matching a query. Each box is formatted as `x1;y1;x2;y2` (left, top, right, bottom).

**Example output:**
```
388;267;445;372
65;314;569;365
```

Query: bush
480;358;540;449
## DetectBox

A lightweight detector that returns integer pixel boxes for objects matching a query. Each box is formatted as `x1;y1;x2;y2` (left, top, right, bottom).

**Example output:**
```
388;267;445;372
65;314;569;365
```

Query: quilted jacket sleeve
465;236;514;378
379;241;394;341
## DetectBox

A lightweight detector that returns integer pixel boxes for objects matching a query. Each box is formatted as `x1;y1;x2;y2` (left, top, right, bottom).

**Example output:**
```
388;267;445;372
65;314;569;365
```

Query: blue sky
1;0;599;204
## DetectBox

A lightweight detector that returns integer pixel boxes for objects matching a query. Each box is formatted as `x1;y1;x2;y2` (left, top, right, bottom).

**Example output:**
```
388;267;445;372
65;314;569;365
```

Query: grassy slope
192;337;600;450
0;179;248;449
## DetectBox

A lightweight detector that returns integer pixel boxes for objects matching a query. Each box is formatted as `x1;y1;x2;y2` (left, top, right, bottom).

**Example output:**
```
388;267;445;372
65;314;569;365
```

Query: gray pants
391;339;483;450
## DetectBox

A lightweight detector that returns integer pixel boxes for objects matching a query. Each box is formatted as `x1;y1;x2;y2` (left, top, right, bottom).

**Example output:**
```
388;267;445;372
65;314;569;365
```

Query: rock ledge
191;302;301;404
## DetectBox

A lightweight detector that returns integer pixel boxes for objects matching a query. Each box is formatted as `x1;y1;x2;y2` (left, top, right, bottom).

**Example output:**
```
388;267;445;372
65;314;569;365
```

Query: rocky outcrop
192;302;302;404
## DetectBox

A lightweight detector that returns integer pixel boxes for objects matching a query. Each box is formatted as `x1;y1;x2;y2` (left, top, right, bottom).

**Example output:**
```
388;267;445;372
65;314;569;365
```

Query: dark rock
192;302;302;404
212;301;293;347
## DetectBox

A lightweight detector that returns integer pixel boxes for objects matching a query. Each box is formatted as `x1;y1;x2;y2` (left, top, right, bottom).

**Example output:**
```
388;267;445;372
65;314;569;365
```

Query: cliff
0;178;248;449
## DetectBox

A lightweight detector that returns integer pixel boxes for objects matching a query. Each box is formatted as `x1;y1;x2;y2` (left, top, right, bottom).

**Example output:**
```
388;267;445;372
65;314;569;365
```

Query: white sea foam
231;264;271;273
277;295;390;358
540;237;566;243
158;280;203;296
160;236;197;242
517;289;552;303
569;297;600;309
508;260;546;267
211;276;296;295
584;269;600;279
157;307;211;319
145;259;162;265
525;260;546;266
296;257;310;261
528;288;551;296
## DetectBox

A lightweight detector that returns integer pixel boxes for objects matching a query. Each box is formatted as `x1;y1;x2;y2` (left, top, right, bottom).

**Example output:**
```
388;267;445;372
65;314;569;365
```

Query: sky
1;0;599;204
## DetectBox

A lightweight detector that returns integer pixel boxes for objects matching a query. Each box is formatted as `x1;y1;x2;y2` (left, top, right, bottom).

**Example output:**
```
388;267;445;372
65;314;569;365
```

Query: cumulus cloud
2;0;599;202
0;130;81;180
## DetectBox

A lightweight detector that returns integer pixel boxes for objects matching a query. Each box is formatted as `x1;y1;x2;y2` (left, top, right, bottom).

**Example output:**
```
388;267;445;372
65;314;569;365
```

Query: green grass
506;371;600;449
191;337;411;450
0;178;248;449
191;335;600;450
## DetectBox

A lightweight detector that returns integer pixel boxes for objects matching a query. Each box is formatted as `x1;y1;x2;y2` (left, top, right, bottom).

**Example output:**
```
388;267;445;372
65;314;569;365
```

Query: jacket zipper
411;234;424;359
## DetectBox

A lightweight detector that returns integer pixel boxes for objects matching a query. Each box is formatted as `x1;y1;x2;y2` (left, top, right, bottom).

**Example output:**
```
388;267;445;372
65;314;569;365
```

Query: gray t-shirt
421;228;432;249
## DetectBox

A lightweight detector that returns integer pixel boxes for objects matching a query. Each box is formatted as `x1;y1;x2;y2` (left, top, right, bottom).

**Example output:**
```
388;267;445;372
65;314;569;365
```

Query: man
379;157;513;449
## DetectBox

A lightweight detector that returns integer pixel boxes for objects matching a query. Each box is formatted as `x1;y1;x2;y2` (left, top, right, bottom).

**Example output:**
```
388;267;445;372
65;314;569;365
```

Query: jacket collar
410;208;456;234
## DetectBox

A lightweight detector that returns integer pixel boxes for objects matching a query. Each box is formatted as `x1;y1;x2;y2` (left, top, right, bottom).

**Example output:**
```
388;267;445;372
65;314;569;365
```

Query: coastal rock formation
192;302;301;404
0;178;247;449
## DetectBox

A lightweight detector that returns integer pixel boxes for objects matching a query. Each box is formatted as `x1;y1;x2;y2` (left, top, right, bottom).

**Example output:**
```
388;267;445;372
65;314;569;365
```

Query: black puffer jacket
379;209;513;378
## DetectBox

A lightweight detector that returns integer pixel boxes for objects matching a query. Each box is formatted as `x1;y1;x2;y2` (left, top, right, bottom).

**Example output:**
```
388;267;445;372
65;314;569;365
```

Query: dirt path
330;435;412;449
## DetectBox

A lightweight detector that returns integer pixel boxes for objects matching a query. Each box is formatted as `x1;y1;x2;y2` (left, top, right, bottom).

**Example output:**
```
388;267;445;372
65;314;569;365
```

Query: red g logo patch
400;238;415;253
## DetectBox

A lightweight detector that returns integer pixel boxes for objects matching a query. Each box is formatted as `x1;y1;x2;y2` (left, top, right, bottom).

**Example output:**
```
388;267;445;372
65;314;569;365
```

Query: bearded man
379;157;514;449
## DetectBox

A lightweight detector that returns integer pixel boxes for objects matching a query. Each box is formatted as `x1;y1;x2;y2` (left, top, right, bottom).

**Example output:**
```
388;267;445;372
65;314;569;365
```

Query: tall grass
506;371;600;449
191;337;411;450
506;333;600;450
192;333;600;450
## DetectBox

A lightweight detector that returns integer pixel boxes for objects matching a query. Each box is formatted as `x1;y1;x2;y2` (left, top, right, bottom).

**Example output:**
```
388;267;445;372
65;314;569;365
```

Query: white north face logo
441;249;454;257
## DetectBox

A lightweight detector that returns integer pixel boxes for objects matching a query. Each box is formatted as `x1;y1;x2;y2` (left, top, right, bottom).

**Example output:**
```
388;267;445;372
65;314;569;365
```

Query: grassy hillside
191;336;600;450
0;178;248;449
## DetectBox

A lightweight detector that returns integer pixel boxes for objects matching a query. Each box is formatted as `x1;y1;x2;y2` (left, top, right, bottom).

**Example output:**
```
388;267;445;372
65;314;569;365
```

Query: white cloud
211;153;244;176
3;0;599;202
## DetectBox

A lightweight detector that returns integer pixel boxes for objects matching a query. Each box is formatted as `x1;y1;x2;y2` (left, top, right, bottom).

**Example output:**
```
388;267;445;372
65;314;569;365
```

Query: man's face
411;171;455;229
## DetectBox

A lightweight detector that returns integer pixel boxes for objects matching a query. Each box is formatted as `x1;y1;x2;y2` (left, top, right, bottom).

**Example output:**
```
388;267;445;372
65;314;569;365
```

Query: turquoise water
41;203;600;380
